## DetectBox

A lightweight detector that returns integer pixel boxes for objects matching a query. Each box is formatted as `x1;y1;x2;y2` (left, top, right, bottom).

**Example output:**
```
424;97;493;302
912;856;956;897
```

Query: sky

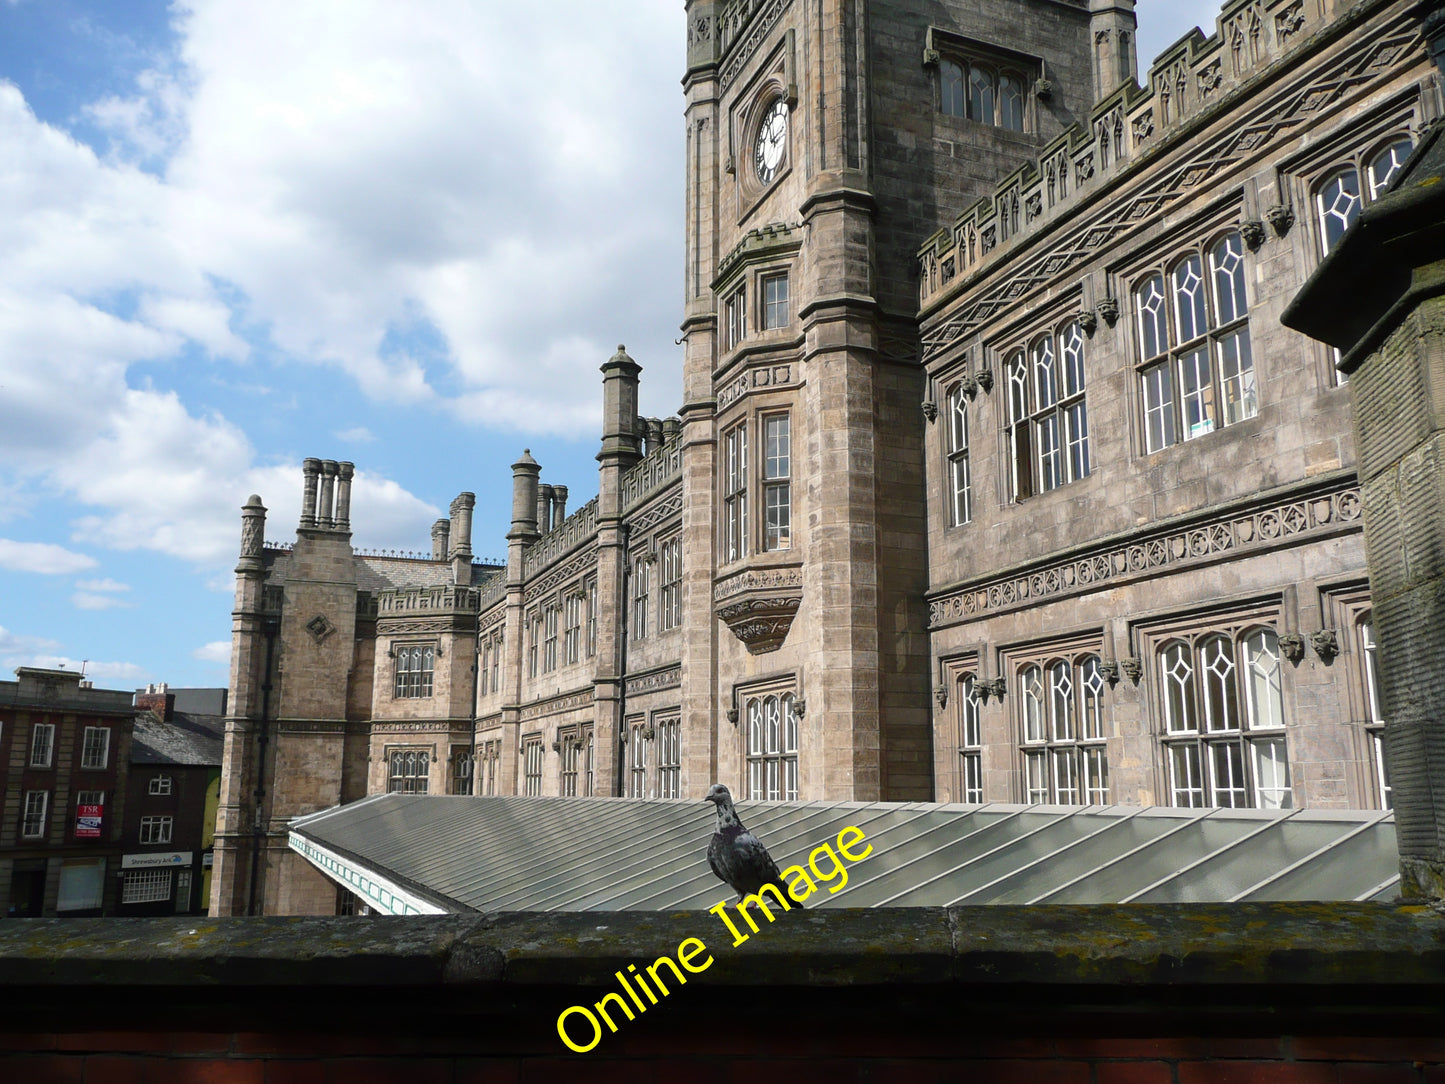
0;0;1219;692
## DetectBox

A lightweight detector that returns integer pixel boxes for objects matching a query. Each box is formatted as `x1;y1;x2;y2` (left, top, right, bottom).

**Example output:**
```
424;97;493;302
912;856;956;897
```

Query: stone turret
1089;0;1137;102
238;495;267;573
598;345;642;471
509;450;541;544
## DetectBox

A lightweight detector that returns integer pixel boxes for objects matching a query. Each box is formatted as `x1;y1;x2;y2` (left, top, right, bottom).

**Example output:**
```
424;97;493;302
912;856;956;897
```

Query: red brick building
0;668;135;918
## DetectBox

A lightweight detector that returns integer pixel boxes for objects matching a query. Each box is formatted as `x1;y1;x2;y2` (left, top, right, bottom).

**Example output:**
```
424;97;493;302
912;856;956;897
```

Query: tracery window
527;611;540;678
1005;319;1090;500
1017;654;1109;805
586;578;598;657
1315;137;1414;254
564;591;583;664
945;383;971;526
394;644;435;699
633;555;650;640
660;537;682;632
657;715;681;799
449;746;474;795
543;600;560;671
477;739;501;796
940;59;1026;132
523;737;544;796
763;414;791;551
746;692;798;801
723;422;748;563
1156;626;1289;809
560;730;582;797
1360;616;1390;809
1135;231;1255;452
628;719;651;798
388;749;429;795
956;672;983;803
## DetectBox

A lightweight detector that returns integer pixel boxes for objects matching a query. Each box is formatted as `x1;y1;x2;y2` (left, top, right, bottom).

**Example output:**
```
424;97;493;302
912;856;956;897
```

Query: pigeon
704;782;794;906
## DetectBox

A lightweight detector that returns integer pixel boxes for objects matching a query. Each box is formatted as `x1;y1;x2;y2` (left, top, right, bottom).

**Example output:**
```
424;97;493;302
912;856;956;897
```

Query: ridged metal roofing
289;795;1400;913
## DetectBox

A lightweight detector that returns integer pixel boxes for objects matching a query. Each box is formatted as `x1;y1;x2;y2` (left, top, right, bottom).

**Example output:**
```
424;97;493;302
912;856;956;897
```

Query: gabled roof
131;712;225;767
289;795;1400;914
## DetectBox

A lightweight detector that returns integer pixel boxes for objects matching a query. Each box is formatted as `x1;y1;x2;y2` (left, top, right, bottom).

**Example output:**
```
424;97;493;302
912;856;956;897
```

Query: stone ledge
1;904;1442;990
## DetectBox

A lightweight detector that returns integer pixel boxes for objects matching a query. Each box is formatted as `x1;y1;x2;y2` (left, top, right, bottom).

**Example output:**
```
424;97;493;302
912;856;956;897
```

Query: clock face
754;100;788;185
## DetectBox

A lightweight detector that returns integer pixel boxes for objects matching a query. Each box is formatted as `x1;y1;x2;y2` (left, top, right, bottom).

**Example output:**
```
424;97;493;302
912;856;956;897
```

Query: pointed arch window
746;692;798;801
1017;653;1109;805
957;673;983;803
938;58;1029;132
1158;626;1289;809
1314;137;1414;255
946;383;971;525
388;749;430;795
1004;318;1090;500
1135;231;1255;452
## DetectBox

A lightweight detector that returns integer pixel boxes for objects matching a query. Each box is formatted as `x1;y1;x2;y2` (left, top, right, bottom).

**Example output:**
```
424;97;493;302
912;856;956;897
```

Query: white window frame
725;283;748;350
139;813;174;845
393;643;435;699
762;413;791;551
656;715;681;799
761;272;789;330
22;791;49;839
1134;230;1256;453
80;726;111;770
946;383;971;526
659;537;682;632
1016;653;1109;806
1004;319;1090;501
745;691;799;801
628;719;651;798
723;422;749;563
956;672;983;803
387;749;430;795
523;737;544;796
30;723;55;768
564;591;583;664
122;868;173;905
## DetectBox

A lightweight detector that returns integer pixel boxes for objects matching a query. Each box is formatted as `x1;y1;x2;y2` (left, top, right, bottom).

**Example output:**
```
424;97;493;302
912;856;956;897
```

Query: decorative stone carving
792;698;806;719
1278;633;1307;665
957;374;979;400
1096;297;1120;327
1275;1;1305;40
1197;61;1223;97
716;594;802;655
1132;111;1154;142
982;677;1008;702
922;47;940;66
1034;78;1053;101
1120;658;1143;685
1099;662;1121;688
934;684;949;709
726;708;739;726
305;615;335;644
1265;204;1295;237
975;368;994;395
1310;629;1340;665
1240;219;1268;250
921;400;939;422
1078;309;1099;336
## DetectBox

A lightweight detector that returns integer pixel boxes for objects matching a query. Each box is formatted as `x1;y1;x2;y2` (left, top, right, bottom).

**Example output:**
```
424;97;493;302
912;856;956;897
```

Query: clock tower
678;0;1098;800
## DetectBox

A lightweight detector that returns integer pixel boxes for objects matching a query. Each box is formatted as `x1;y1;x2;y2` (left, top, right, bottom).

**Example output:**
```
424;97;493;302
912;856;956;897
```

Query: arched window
1004;320;1090;500
388;750;430;795
940;60;966;117
946;383;971;525
1315;136;1415;255
957;673;983;803
746;692;798;801
1017;653;1110;805
1156;626;1290;809
1134;231;1255;452
999;73;1025;131
969;64;995;124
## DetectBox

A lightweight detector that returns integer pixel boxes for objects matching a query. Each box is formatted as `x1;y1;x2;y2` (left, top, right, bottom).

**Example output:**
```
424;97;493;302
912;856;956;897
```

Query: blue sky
0;0;1215;691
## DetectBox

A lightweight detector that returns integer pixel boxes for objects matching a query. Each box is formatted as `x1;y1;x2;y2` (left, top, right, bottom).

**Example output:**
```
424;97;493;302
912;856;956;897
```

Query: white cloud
76;578;130;592
0;538;96;574
192;640;230;663
0;625;61;654
72;592;134;611
334;426;374;444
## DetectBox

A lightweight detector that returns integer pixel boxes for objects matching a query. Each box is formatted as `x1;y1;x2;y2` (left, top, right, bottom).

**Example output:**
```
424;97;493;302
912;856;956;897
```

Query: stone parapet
521;497;599;581
620;439;682;514
917;0;1415;351
375;585;482;617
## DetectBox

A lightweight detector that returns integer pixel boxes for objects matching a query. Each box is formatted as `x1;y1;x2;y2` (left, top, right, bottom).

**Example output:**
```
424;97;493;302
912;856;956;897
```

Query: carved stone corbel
1096;297;1120;327
1264;204;1295;237
1034;78;1053;101
935;684;949;709
1099;661;1121;688
1278;632;1307;666
1078;309;1099;336
977;677;1007;704
958;374;979;400
1239;220;1268;251
716;594;802;655
1309;629;1340;665
725;708;739;726
921;400;939;422
1120;658;1143;685
975;368;995;395
792;698;807;719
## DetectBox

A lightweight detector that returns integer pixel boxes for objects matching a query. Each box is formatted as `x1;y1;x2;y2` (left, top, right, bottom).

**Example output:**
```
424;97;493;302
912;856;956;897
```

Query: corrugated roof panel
289;795;1401;912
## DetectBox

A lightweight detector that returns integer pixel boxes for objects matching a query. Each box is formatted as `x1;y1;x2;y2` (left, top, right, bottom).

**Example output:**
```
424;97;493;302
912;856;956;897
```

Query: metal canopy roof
289;795;1400;914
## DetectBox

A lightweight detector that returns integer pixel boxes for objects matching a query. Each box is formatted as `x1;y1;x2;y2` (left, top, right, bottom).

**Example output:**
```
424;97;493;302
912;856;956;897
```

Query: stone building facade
213;0;1439;914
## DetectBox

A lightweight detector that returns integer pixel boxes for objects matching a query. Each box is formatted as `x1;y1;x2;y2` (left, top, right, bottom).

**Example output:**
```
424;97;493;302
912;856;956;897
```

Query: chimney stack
509;450;541;544
300;458;321;528
431;519;451;561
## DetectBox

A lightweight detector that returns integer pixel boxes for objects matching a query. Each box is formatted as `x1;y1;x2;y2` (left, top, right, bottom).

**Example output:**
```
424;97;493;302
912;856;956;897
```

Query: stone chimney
449;492;476;586
136;683;174;721
431;519;451;562
537;484;555;535
661;417;681;445
238;495;267;573
334;462;354;532
599;345;642;470
509;450;541;544
300;458;321;528
1090;0;1137;102
317;461;339;528
553;484;569;525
